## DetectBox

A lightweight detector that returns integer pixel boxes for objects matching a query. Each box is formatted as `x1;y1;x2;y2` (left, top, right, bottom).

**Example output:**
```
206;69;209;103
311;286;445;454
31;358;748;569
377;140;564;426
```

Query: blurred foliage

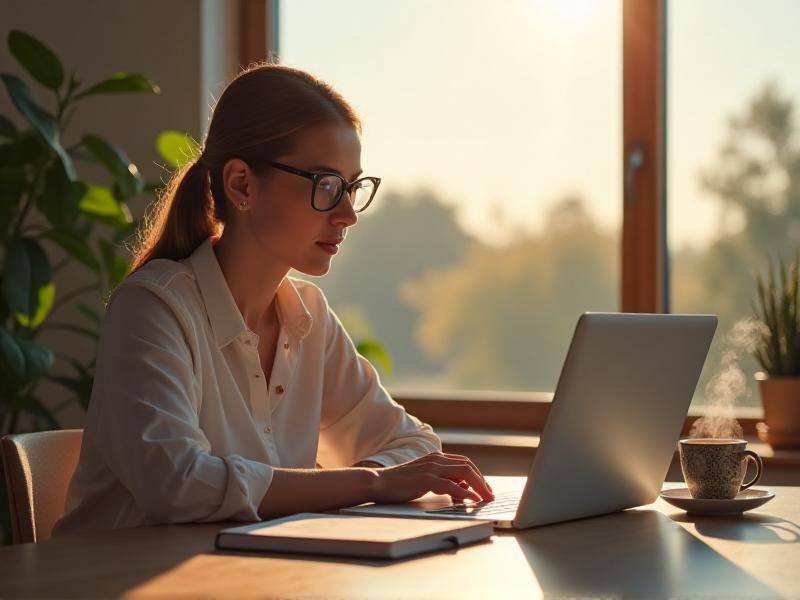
306;189;472;377
673;82;800;403
403;196;617;390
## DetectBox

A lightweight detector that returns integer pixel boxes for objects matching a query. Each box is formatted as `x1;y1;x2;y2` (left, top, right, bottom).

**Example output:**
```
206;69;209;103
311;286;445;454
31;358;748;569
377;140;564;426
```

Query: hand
368;452;494;505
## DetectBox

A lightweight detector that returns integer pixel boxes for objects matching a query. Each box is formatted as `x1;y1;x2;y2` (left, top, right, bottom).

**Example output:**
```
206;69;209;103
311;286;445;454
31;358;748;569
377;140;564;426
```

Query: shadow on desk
670;512;800;544
507;509;780;599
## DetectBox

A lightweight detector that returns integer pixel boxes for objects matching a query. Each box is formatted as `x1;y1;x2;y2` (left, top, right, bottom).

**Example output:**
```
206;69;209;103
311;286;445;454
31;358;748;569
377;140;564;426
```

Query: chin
295;260;333;278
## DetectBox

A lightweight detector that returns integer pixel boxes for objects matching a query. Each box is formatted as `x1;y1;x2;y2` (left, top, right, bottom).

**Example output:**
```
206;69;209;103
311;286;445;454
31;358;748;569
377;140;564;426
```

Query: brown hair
127;62;361;274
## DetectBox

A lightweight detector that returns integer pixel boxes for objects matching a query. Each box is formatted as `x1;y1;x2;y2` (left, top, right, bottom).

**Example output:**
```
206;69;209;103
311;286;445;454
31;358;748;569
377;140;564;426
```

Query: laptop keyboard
425;490;522;517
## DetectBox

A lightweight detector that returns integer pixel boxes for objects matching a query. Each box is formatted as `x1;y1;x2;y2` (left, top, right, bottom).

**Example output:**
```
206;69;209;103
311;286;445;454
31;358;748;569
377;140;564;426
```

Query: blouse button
283;342;289;350
275;385;285;395
264;426;272;433
254;373;261;378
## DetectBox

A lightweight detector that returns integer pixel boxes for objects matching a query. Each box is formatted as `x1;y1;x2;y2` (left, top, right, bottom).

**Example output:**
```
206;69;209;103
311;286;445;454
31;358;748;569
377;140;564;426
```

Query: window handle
625;142;645;206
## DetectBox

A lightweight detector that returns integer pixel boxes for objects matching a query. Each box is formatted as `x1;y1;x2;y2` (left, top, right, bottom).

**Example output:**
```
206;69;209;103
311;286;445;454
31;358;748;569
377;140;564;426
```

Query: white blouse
53;236;441;536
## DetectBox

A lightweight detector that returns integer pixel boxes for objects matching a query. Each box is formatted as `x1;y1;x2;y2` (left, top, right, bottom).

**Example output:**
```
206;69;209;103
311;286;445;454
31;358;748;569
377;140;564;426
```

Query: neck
212;227;288;331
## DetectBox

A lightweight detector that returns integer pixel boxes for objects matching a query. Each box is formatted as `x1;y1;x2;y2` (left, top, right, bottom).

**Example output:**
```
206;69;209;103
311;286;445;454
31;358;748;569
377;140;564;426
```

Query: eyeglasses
269;161;381;213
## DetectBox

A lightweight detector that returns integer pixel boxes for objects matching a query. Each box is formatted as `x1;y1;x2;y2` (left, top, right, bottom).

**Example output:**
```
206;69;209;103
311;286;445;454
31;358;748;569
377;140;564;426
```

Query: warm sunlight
532;0;601;26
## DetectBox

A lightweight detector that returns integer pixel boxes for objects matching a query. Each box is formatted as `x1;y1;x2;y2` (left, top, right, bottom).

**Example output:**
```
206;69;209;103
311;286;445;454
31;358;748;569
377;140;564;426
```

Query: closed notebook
215;512;493;560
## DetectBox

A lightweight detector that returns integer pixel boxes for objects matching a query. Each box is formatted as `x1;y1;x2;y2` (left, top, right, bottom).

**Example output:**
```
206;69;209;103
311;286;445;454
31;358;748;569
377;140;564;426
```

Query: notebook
215;512;493;560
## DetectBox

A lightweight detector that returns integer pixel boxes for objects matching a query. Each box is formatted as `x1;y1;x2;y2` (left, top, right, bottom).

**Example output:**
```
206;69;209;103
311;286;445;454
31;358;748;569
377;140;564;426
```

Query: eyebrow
309;164;363;180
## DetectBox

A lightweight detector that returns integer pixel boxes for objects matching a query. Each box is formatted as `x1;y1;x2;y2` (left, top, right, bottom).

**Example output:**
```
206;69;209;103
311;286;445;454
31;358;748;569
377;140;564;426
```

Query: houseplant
0;29;199;543
753;253;800;448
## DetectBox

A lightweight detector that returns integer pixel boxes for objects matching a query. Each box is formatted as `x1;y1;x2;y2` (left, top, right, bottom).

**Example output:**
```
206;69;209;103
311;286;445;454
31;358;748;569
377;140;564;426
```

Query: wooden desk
1;477;798;599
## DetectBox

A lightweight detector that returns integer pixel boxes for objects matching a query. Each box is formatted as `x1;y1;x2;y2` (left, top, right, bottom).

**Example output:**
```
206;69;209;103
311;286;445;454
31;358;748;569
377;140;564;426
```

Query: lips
316;237;344;255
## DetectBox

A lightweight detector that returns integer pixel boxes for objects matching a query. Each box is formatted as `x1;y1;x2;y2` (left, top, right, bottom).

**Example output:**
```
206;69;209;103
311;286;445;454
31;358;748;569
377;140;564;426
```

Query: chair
1;429;83;544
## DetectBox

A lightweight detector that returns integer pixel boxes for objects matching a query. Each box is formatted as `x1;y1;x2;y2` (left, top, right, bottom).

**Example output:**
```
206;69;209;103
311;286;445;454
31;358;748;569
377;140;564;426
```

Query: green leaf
356;339;393;374
0;114;17;139
0;329;53;385
39;160;86;229
0;130;45;167
81;134;144;199
0;74;75;179
0;167;26;242
17;337;54;380
0;328;25;382
14;282;54;328
156;130;199;169
2;237;53;322
42;229;100;273
78;183;132;228
99;239;129;289
8;30;64;91
74;72;160;99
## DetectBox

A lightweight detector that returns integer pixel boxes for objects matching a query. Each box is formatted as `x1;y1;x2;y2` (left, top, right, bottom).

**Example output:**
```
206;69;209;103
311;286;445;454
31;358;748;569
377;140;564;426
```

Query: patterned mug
679;438;763;499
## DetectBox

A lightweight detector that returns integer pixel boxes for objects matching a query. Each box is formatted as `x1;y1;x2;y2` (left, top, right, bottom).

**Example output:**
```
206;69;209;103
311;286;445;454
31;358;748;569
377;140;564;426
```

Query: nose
330;190;358;227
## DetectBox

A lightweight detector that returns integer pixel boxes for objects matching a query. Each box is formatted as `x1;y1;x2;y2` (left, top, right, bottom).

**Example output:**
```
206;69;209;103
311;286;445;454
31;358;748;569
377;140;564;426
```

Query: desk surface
2;477;798;599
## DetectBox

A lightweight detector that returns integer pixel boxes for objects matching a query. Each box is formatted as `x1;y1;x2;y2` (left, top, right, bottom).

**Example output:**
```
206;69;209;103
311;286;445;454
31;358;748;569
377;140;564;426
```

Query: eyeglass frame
269;161;381;213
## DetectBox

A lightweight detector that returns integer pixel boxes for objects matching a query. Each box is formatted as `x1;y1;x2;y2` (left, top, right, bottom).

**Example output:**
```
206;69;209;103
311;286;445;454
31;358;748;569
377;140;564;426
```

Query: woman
53;63;493;535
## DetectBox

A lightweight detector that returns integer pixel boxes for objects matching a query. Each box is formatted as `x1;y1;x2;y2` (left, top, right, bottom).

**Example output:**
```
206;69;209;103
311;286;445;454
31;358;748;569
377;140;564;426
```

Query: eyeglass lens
314;175;376;212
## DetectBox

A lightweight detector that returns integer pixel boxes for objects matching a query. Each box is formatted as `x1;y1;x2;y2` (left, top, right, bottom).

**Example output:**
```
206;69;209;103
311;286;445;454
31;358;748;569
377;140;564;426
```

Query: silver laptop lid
513;312;717;529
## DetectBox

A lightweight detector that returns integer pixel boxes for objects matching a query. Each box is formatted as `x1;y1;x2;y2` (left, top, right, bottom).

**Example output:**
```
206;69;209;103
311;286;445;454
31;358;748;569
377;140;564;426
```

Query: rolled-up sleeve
94;283;272;524
316;301;442;468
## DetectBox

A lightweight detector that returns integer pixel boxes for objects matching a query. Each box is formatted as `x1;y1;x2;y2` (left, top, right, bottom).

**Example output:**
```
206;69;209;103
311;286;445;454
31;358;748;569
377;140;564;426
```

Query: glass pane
281;0;622;391
668;0;800;408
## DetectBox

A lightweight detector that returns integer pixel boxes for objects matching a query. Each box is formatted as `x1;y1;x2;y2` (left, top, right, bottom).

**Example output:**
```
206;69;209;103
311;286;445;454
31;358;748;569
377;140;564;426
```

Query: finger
439;453;493;492
428;462;494;500
429;477;481;502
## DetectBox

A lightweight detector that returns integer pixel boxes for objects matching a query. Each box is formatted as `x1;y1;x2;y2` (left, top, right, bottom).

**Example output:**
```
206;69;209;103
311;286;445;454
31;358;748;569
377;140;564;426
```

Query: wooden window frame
254;0;765;433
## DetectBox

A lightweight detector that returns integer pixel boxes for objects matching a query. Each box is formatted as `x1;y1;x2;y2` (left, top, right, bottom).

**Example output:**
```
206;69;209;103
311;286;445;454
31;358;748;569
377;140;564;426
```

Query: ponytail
127;159;220;274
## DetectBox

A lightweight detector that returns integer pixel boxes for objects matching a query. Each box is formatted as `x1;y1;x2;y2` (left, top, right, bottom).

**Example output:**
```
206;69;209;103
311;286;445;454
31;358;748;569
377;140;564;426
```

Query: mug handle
740;450;763;491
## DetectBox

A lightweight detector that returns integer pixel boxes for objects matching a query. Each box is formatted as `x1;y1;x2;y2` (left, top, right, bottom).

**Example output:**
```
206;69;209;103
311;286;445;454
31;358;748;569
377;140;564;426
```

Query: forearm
257;466;379;520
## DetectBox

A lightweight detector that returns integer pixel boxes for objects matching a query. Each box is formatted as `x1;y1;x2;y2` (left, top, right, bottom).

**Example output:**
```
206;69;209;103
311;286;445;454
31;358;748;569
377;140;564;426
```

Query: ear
222;158;256;212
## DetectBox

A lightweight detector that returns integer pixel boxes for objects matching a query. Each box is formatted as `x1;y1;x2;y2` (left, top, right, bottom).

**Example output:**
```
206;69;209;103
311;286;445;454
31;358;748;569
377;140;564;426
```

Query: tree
672;82;800;405
305;188;473;378
404;195;617;390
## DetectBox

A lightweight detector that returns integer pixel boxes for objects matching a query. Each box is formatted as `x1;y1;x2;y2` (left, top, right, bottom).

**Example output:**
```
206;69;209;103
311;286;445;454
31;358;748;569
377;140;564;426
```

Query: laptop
341;312;717;529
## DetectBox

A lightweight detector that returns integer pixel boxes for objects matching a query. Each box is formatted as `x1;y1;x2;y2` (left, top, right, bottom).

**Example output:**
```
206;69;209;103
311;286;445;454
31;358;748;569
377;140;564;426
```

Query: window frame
252;0;761;431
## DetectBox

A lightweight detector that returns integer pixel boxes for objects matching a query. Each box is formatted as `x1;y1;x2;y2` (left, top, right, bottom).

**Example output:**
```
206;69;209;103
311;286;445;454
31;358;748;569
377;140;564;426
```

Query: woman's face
224;122;363;277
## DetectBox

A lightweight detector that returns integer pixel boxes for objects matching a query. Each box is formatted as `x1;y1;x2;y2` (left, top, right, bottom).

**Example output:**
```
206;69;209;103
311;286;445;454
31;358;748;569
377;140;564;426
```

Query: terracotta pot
756;373;800;449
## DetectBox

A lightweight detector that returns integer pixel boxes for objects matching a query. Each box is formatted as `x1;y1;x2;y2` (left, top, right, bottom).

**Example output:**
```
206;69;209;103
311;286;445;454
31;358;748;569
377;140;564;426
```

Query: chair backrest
1;429;83;544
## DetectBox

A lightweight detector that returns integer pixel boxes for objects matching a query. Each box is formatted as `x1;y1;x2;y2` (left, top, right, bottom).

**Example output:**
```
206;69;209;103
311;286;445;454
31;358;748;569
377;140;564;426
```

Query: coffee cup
678;438;763;499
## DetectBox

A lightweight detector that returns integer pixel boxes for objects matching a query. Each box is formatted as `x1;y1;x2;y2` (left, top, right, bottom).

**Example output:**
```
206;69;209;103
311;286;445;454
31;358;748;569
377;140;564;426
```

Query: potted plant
0;29;197;543
753;253;800;449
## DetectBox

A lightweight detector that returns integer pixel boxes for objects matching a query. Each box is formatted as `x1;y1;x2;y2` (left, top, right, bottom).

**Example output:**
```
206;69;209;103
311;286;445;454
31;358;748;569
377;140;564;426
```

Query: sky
279;0;800;249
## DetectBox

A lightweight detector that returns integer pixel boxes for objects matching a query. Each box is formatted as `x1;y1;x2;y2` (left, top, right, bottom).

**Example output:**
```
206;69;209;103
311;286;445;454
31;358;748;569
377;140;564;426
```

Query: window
667;0;800;408
279;0;622;394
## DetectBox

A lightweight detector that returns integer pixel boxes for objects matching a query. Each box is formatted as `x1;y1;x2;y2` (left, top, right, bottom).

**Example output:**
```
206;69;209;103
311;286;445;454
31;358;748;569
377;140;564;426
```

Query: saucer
659;488;775;516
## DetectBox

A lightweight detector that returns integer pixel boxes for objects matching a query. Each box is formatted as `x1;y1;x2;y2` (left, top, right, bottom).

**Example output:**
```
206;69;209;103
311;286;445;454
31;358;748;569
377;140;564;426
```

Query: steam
689;317;769;440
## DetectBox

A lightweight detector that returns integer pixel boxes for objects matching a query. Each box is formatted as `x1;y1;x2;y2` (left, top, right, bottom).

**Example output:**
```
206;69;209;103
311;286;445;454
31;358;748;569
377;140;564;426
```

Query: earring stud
238;201;248;209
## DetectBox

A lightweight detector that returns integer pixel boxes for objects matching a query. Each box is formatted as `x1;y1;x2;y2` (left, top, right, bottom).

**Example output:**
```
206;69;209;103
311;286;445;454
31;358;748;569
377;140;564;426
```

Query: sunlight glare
534;0;601;25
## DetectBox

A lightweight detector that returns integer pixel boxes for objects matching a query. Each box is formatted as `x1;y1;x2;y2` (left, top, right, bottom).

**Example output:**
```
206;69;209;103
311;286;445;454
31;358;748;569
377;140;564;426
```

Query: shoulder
106;259;201;325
